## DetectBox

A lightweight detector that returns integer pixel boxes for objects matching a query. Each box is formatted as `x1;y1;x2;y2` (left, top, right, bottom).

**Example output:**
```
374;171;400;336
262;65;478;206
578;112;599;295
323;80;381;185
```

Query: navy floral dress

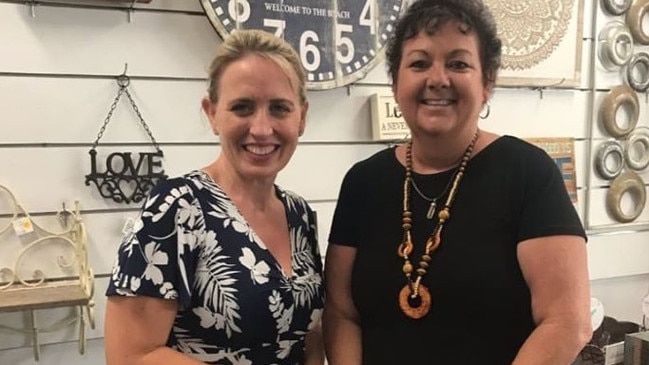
106;170;324;365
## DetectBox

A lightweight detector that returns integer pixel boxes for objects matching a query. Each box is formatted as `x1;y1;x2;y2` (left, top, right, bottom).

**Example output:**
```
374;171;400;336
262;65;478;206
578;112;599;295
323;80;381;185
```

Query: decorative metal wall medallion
85;73;167;204
484;0;574;70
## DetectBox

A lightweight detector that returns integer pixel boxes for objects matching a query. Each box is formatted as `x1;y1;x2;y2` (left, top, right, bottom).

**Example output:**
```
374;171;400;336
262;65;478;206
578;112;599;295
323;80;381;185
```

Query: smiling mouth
244;145;279;156
421;99;455;106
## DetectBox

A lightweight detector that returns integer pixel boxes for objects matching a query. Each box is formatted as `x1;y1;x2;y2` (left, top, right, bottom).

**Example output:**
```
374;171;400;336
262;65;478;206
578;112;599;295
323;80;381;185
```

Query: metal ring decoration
626;0;649;45
601;85;639;138
625;127;649;170
606;170;647;223
596;140;626;180
598;21;634;70
626;52;649;91
603;0;633;15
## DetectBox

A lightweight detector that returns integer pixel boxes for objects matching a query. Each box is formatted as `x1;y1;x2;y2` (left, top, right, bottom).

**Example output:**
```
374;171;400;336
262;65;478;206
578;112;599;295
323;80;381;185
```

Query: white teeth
245;145;276;155
422;99;452;106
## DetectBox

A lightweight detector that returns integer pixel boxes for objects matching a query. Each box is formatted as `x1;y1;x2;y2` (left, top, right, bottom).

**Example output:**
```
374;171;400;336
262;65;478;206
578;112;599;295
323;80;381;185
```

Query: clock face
200;0;404;90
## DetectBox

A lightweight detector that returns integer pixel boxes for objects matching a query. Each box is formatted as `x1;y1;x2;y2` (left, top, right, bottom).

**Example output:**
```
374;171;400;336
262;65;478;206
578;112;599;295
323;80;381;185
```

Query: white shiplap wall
0;0;648;364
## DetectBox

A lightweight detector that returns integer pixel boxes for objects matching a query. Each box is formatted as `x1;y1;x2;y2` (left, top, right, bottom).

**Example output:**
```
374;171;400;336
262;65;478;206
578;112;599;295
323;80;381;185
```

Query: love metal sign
85;150;167;204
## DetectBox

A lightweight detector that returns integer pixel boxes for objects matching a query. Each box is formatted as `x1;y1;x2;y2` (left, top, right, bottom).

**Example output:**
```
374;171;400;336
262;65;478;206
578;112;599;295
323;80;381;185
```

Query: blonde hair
206;29;307;105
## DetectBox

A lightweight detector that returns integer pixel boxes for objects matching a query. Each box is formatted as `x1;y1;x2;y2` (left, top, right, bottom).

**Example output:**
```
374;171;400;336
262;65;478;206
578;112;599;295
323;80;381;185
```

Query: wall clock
200;0;404;90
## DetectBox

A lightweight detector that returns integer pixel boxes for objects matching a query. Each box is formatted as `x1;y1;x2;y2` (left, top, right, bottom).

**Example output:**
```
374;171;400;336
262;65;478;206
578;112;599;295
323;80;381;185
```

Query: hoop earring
479;103;491;119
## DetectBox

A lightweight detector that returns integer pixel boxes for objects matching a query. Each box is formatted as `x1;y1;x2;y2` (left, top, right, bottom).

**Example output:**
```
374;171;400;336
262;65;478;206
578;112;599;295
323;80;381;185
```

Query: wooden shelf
0;189;95;361
0;280;90;312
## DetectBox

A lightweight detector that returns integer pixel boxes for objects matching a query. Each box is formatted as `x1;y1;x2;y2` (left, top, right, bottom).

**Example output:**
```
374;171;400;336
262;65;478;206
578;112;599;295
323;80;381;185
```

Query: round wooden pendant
399;284;431;319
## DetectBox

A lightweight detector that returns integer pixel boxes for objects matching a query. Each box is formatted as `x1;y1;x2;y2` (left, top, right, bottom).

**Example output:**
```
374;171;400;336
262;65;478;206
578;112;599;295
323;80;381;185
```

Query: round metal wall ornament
601;85;639;138
595;140;625;180
85;74;167;204
598;20;634;71
602;0;632;15
483;0;574;70
625;52;649;92
199;0;404;90
626;0;649;45
606;170;646;223
625;127;649;171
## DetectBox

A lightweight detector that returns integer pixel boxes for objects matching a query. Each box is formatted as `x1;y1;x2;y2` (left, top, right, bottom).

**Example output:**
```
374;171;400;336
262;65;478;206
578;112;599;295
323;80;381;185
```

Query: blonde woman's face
204;54;307;182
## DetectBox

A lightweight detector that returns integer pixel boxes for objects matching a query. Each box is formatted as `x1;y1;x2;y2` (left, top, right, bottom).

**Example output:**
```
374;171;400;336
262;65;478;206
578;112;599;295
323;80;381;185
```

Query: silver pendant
426;200;437;219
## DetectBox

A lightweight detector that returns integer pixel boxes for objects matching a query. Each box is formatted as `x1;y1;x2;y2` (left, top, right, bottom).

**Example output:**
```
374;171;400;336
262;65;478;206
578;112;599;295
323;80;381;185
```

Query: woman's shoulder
348;145;399;174
146;170;210;203
277;186;310;209
481;135;554;162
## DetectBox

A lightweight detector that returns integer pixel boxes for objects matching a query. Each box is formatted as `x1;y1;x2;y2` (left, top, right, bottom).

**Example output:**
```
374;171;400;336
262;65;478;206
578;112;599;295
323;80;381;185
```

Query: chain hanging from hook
85;64;167;204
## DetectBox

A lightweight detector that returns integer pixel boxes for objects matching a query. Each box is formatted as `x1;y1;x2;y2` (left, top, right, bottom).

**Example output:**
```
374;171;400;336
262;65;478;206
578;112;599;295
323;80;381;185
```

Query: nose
249;110;273;137
426;64;450;89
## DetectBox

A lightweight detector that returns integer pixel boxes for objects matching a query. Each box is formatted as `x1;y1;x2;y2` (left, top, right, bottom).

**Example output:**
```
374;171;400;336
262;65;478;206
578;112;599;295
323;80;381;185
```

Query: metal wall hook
532;87;545;100
28;1;38;18
57;202;74;229
116;63;130;88
127;0;136;22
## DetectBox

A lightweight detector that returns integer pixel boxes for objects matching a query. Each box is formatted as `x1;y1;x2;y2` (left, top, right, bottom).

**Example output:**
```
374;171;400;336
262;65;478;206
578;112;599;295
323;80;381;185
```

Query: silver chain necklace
410;172;455;219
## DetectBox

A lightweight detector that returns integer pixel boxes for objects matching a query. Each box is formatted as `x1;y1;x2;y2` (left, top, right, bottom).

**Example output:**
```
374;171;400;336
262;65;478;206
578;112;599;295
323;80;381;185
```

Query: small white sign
370;93;410;141
12;217;34;236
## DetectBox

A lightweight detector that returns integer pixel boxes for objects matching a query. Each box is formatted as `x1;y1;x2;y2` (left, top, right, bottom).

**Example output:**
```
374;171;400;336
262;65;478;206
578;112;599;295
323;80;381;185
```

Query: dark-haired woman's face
393;21;491;137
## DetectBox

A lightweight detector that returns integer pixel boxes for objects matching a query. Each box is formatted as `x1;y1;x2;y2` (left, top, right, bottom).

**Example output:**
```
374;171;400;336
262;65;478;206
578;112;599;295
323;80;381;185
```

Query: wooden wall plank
0;3;220;77
0;145;383;213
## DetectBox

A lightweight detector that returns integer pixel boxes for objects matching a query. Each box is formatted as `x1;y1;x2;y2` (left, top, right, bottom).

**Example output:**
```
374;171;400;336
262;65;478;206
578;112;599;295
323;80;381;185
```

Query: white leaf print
159;282;177;299
144;193;160;210
276;339;296;359
142;242;169;285
194;241;242;338
277;305;294;333
193;306;217;328
269;290;293;334
151;186;191;222
130;276;141;292
207;200;256;242
308;308;323;330
239;247;270;284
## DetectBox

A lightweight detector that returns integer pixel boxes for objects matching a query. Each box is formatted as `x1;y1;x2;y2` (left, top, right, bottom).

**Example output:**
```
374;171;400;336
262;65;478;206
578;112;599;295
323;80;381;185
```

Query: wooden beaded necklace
397;130;479;319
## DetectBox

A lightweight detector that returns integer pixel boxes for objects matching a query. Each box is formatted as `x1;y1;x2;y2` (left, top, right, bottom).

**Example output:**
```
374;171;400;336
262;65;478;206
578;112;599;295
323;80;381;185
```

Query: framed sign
484;0;584;88
199;0;404;90
370;93;409;141
525;137;578;204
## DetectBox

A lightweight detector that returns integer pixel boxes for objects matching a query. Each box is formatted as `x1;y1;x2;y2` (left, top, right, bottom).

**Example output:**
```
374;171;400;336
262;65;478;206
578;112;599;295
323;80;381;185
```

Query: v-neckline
196;170;294;279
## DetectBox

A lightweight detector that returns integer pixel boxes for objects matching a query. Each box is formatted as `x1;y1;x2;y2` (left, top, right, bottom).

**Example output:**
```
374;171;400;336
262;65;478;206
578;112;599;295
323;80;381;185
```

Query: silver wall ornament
85;71;167;204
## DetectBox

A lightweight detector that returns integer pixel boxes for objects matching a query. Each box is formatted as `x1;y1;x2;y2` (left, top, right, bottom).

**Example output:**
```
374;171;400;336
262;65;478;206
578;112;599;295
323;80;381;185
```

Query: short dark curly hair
386;0;502;87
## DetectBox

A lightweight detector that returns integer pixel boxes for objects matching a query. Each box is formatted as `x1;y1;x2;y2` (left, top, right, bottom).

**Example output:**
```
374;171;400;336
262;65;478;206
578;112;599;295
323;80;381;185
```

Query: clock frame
200;0;404;90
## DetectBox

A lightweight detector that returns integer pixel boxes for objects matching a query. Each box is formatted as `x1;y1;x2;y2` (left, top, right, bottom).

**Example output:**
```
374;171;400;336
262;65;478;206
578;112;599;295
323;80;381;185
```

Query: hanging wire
89;64;161;152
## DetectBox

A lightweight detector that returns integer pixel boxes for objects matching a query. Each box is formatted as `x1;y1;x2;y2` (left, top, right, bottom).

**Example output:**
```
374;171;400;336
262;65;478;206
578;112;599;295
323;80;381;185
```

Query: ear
201;97;219;135
392;82;403;110
298;101;309;136
483;80;494;102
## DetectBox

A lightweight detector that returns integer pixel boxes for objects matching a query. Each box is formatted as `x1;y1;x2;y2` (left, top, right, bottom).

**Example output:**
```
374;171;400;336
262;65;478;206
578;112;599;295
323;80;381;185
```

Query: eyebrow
405;48;474;58
227;98;296;106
